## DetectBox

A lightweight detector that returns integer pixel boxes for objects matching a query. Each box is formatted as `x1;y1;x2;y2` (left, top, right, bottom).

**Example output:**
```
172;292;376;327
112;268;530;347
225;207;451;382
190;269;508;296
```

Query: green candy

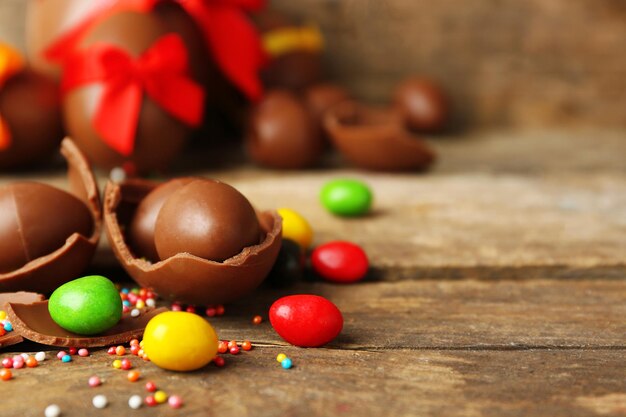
320;179;373;217
48;275;123;335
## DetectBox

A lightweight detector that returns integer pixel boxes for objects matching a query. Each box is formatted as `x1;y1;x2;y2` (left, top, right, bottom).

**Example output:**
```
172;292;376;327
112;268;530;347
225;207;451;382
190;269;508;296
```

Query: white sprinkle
35;351;46;362
128;395;143;409
92;394;108;409
145;298;156;307
44;404;61;417
20;353;29;360
109;167;126;183
130;309;141;318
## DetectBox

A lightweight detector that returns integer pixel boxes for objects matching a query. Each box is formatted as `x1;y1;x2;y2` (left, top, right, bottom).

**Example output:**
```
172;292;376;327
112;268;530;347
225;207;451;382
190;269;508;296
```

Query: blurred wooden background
1;0;625;129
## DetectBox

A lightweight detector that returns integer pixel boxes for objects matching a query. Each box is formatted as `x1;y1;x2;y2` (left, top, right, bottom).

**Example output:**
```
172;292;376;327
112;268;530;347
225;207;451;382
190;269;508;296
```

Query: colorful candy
48;275;122;335
320;179;373;217
142;312;218;371
269;295;343;347
35;351;46;362
168;395;183;409
154;391;168;404
88;376;101;387
277;208;313;249
311;241;369;283
252;315;263;325
0;368;12;380
127;370;140;382
276;353;287;363
281;357;293;369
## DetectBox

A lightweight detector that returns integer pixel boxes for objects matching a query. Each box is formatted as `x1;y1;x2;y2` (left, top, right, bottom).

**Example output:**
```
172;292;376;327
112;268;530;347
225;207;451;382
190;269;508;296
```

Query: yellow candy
0;310;6;321
0;43;24;86
277;208;313;250
142;312;218;372
154;391;168;404
276;353;287;363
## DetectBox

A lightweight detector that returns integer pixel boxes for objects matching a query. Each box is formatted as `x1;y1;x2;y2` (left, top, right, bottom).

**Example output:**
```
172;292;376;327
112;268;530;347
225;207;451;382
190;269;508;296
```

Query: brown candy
393;77;449;133
246;90;323;169
0;182;92;273
104;179;282;305
63;11;199;174
0;139;102;294
0;69;64;170
324;101;436;171
7;301;168;347
128;177;196;262
155;179;261;262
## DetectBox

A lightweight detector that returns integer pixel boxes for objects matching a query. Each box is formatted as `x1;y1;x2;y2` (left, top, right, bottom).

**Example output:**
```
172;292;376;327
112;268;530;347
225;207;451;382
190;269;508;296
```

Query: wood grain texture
270;0;626;128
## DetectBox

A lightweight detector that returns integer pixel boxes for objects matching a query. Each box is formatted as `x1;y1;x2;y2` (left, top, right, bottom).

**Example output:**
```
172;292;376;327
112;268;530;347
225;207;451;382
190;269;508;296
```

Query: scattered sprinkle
35;351;46;362
88;376;101;387
0;368;12;380
242;340;252;351
145;381;157;392
44;404;61;417
61;354;71;363
154;390;168;404
276;353;287;363
145;396;157;407
127;370;140;382
252;315;263;325
168;395;183;409
281;357;293;369
130;309;141;318
78;348;89;357
128;395;143;409
112;360;122;369
92;394;108;409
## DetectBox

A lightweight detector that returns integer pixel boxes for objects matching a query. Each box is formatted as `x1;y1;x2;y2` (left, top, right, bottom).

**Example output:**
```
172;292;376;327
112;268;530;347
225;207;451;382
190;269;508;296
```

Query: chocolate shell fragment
6;301;168;347
0;292;44;348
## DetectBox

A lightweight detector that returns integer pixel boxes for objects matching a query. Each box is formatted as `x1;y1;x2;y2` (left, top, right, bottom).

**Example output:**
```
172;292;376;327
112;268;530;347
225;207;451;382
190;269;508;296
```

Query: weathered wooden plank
0;346;625;417
1;131;625;278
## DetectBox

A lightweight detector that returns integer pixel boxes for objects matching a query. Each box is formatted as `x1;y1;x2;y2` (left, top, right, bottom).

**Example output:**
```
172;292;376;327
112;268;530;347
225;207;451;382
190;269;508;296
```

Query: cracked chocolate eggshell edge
324;101;437;171
104;179;283;305
0;138;102;294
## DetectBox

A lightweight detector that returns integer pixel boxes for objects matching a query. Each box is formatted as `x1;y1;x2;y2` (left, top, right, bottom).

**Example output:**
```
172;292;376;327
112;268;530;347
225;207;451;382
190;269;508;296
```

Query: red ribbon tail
146;75;205;127
95;80;143;156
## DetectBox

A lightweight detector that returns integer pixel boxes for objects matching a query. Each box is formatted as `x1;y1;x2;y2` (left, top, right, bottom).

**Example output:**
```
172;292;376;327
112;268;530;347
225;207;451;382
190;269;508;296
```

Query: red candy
310;241;368;283
269;295;343;347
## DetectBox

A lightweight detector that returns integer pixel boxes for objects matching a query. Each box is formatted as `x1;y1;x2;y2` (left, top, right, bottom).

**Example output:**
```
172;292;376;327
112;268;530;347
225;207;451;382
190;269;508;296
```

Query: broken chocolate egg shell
63;11;195;174
0;69;64;170
0;138;102;294
324;101;436;171
7;301;168;347
0;292;44;348
104;179;282;305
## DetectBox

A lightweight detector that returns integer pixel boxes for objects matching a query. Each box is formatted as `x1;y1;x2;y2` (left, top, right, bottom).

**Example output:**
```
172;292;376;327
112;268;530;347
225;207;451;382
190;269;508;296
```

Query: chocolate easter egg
128;177;196;262
0;70;64;170
0;139;102;294
246;90;323;169
63;11;205;174
154;179;261;262
393;77;450;133
256;11;323;91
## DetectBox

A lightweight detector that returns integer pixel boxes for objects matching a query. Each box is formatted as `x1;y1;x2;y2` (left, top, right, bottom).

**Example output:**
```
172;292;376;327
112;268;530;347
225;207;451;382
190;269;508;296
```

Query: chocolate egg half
0;139;102;293
105;178;282;305
324;101;436;171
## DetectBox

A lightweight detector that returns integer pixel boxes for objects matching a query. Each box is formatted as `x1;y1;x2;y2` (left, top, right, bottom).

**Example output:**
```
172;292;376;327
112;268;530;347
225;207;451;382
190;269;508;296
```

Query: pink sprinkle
12;356;24;369
56;351;67;360
171;303;182;312
88;375;101;387
168;395;183;409
205;307;217;317
78;349;89;357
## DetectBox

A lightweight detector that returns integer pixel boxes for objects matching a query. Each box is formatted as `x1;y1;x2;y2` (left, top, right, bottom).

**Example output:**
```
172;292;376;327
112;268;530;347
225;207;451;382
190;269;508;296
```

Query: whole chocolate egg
155;179;261;262
63;11;204;174
246;90;323;169
256;11;323;91
0;183;93;273
128;177;196;262
0;70;65;170
392;77;449;133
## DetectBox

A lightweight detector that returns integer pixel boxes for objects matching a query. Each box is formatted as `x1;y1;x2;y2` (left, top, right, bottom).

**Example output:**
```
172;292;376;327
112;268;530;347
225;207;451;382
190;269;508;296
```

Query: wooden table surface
1;129;625;417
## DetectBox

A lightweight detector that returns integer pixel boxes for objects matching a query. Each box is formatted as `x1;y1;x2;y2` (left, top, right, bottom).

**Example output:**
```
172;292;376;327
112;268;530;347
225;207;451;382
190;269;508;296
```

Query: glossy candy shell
311;241;369;283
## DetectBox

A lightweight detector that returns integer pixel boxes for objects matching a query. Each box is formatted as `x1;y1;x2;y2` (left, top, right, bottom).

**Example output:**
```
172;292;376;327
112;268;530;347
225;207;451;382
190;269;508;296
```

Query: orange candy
241;341;252;351
127;370;141;382
0;368;12;381
0;43;24;86
25;357;38;368
252;315;263;325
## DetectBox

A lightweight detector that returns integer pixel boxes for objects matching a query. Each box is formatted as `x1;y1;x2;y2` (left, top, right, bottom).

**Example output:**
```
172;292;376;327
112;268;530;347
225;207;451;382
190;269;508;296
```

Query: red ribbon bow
45;0;266;101
62;34;204;156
